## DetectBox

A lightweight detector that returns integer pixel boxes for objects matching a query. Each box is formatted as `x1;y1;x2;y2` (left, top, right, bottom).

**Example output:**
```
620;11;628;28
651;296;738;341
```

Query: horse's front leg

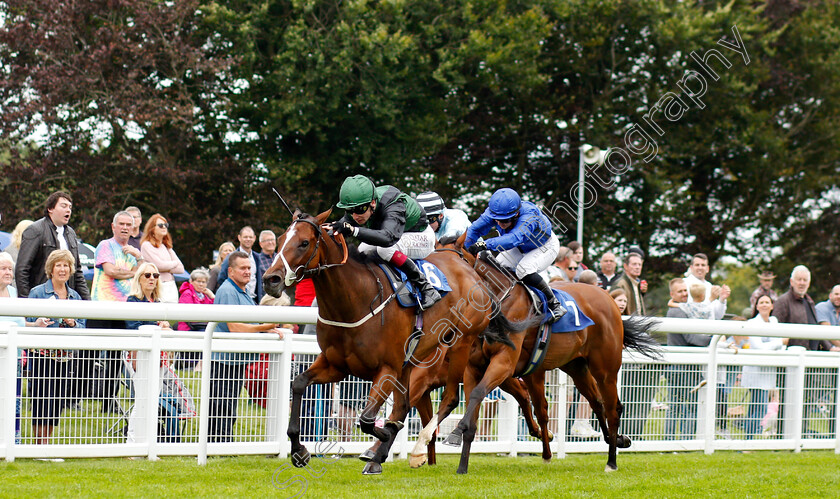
289;355;344;467
358;366;407;475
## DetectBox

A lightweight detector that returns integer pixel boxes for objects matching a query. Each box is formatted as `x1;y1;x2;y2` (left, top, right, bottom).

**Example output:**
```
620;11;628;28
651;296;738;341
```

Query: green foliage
2;0;840;279
0;0;257;267
716;262;761;318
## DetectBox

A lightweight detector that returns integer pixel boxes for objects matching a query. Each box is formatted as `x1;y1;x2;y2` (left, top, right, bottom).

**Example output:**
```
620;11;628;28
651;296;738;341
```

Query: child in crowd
668;284;726;320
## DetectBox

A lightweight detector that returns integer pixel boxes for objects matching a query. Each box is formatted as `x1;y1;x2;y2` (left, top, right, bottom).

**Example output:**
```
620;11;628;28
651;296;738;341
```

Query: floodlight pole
577;148;585;245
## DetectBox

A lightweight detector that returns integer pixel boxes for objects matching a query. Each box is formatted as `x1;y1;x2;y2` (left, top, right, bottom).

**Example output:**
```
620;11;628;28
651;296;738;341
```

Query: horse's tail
484;309;541;348
622;315;663;360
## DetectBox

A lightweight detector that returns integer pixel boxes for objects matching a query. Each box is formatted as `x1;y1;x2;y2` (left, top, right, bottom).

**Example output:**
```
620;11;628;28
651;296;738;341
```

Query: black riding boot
398;258;442;310
521;273;567;323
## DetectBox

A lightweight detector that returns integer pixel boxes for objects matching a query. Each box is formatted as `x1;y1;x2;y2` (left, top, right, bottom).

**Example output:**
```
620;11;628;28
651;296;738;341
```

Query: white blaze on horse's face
279;225;299;287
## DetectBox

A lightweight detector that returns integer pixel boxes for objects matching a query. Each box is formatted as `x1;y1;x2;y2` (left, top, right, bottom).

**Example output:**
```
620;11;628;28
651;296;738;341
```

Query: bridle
279;217;348;286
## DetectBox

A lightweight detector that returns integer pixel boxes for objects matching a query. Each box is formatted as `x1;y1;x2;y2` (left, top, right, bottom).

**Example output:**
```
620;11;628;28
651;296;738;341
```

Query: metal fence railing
1;300;840;463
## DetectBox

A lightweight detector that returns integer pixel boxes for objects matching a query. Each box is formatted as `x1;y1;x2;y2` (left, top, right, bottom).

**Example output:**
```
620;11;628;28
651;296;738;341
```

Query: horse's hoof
358;449;376;462
291;448;311;468
542;458;552;464
442;433;462;447
362;461;383;475
456;467;468;475
546;430;555;442
617;435;632;448
409;453;427;468
605;464;618;473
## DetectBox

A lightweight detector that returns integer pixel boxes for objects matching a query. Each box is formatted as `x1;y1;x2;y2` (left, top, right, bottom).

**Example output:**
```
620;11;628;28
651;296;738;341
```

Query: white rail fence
1;299;839;463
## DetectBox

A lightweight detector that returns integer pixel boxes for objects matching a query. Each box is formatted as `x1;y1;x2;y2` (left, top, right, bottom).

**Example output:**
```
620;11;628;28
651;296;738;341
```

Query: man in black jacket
15;191;90;299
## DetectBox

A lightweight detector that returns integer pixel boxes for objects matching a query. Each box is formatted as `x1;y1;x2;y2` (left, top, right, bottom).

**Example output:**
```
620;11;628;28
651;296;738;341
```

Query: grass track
2;451;839;498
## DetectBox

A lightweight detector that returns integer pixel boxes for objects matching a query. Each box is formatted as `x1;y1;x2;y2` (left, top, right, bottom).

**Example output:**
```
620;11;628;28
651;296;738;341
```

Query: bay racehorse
262;209;531;474
411;236;660;473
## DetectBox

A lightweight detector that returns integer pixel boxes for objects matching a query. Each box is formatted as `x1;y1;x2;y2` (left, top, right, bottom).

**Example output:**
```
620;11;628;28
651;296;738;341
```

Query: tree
543;0;840;284
200;0;553;211
0;0;249;267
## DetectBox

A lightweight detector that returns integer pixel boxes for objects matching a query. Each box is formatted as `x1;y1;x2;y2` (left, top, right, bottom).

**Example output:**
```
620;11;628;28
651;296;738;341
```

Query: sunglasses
568;266;579;271
347;204;371;215
143;273;161;279
428;214;441;224
156;222;169;229
496;216;517;225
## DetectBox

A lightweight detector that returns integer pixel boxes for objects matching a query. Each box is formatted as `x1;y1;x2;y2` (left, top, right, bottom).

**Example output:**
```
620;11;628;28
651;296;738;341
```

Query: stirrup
418;288;441;311
547;304;567;323
403;328;423;365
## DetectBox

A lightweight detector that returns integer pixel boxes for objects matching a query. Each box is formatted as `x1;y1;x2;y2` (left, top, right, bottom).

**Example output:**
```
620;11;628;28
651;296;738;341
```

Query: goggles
347;204;371;215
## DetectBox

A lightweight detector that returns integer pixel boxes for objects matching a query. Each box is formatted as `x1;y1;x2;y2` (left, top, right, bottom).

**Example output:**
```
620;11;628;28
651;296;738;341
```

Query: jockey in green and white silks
464;187;567;323
331;175;441;310
415;191;471;241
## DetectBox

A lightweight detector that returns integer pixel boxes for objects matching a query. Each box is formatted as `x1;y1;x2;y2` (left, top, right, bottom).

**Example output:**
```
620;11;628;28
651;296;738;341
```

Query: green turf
2;451;838;498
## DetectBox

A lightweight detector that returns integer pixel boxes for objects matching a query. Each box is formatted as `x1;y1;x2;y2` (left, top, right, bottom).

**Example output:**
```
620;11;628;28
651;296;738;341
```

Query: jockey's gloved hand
331;221;357;237
467;241;487;256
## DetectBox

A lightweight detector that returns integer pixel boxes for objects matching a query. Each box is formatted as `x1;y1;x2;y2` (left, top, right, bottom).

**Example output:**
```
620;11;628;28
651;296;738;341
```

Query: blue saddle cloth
528;287;595;333
378;259;452;308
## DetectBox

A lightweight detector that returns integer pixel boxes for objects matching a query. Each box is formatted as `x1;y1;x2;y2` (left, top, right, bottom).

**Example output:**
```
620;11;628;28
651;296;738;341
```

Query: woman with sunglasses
464;187;566;323
125;262;186;442
125;262;172;327
330;175;441;310
140;214;185;303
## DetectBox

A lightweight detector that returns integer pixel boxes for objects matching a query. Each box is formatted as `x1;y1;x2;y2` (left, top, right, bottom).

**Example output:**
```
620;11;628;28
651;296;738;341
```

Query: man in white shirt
683;253;731;306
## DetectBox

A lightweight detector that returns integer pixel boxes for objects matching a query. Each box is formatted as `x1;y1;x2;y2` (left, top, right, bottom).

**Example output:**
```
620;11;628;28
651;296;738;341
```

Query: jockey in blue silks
464;188;567;323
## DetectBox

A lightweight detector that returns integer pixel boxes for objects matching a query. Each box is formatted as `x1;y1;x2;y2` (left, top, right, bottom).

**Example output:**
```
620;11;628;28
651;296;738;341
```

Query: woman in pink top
140;213;185;303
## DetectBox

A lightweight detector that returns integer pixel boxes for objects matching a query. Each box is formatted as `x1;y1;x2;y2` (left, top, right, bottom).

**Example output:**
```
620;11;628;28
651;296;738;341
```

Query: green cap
337;175;376;209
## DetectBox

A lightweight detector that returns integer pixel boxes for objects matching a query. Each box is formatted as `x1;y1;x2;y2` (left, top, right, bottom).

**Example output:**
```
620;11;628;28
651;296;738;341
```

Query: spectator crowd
1;188;838;446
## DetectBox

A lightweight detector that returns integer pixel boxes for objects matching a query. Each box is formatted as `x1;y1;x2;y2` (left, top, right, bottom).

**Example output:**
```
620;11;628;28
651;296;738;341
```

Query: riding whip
272;187;296;219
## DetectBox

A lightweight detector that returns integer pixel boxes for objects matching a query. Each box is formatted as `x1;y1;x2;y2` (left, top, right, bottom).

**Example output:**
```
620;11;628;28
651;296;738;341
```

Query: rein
474;251;519;304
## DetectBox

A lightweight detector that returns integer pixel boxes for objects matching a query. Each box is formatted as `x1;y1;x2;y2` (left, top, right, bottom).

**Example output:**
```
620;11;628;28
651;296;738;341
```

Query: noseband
280;218;348;286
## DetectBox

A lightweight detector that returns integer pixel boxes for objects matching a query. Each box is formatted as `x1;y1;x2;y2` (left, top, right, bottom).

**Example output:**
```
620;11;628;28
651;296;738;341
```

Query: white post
1;322;17;462
789;348;807;453
834;368;840;455
276;332;294;459
499;391;518;457
197;322;217;465
142;325;161;461
397;418;410;460
703;336;722;454
556;371;568;459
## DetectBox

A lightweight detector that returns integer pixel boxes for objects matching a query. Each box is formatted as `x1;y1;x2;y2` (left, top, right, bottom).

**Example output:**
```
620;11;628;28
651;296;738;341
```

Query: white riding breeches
497;232;560;279
359;225;437;261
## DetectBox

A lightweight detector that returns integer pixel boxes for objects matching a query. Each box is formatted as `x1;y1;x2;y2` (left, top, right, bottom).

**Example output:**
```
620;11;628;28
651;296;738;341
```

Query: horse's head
263;207;334;298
